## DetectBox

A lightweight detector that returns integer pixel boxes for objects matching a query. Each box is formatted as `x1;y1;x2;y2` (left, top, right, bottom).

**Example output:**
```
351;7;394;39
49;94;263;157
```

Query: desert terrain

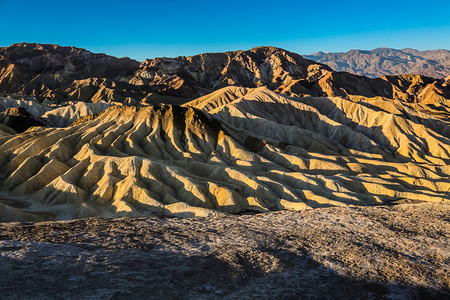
1;203;449;299
0;44;449;298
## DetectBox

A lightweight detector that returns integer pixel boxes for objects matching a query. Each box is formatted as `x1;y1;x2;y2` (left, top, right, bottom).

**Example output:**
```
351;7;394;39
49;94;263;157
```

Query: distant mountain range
1;43;449;105
304;48;450;79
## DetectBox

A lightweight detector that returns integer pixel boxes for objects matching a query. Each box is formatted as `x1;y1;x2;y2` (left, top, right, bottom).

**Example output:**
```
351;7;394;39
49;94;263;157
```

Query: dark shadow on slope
0;107;45;132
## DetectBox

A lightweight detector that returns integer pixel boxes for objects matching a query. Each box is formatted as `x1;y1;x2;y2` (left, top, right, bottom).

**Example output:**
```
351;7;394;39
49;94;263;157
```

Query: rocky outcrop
0;203;448;299
1;43;449;105
131;46;320;99
0;43;142;103
0;43;139;79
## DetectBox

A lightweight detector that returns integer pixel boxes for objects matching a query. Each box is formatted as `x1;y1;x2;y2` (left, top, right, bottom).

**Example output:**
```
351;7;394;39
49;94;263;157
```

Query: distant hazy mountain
304;48;450;78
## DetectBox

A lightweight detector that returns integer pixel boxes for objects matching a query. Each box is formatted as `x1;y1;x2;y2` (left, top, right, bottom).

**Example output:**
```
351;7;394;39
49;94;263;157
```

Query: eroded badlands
1;87;449;221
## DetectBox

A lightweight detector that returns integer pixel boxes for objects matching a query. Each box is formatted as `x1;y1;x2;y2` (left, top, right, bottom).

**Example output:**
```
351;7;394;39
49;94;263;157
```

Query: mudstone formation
0;43;450;221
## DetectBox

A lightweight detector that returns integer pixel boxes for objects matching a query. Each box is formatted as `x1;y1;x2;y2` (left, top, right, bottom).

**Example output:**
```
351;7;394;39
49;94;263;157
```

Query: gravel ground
0;203;449;299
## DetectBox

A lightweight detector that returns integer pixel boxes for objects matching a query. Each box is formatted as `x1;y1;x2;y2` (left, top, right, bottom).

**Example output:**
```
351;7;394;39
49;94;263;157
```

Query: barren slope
1;88;449;221
1;43;449;105
0;96;112;128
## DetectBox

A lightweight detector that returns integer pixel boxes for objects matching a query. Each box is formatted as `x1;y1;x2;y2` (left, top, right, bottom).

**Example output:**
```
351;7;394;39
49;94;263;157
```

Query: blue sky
1;0;449;61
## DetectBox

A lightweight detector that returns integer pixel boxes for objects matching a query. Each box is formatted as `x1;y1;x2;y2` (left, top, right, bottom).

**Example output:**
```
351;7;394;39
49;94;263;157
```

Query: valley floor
0;203;449;299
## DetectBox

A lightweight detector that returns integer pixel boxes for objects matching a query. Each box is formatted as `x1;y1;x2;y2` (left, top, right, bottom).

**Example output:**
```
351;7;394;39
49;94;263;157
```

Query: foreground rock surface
0;203;449;299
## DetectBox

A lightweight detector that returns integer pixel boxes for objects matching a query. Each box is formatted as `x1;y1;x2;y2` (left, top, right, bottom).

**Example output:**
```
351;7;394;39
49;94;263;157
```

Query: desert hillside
1;44;449;105
0;44;449;224
1;43;450;299
1;87;449;221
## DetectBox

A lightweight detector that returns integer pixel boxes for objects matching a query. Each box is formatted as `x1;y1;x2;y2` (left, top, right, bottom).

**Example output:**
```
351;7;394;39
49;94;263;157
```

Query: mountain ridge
305;47;450;79
1;43;449;106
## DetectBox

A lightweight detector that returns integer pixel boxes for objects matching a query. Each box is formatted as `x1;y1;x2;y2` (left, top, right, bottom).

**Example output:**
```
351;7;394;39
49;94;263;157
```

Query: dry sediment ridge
0;87;450;221
0;96;112;128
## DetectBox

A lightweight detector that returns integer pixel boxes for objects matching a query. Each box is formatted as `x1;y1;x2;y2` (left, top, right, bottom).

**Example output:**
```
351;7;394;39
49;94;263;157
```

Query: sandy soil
0;203;449;299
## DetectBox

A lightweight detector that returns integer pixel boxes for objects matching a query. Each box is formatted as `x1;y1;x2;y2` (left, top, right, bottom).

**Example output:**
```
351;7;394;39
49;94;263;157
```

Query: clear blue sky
1;0;449;61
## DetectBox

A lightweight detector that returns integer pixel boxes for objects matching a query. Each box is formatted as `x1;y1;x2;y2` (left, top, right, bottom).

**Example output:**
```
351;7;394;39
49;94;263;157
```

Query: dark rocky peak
133;46;331;98
0;43;140;78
